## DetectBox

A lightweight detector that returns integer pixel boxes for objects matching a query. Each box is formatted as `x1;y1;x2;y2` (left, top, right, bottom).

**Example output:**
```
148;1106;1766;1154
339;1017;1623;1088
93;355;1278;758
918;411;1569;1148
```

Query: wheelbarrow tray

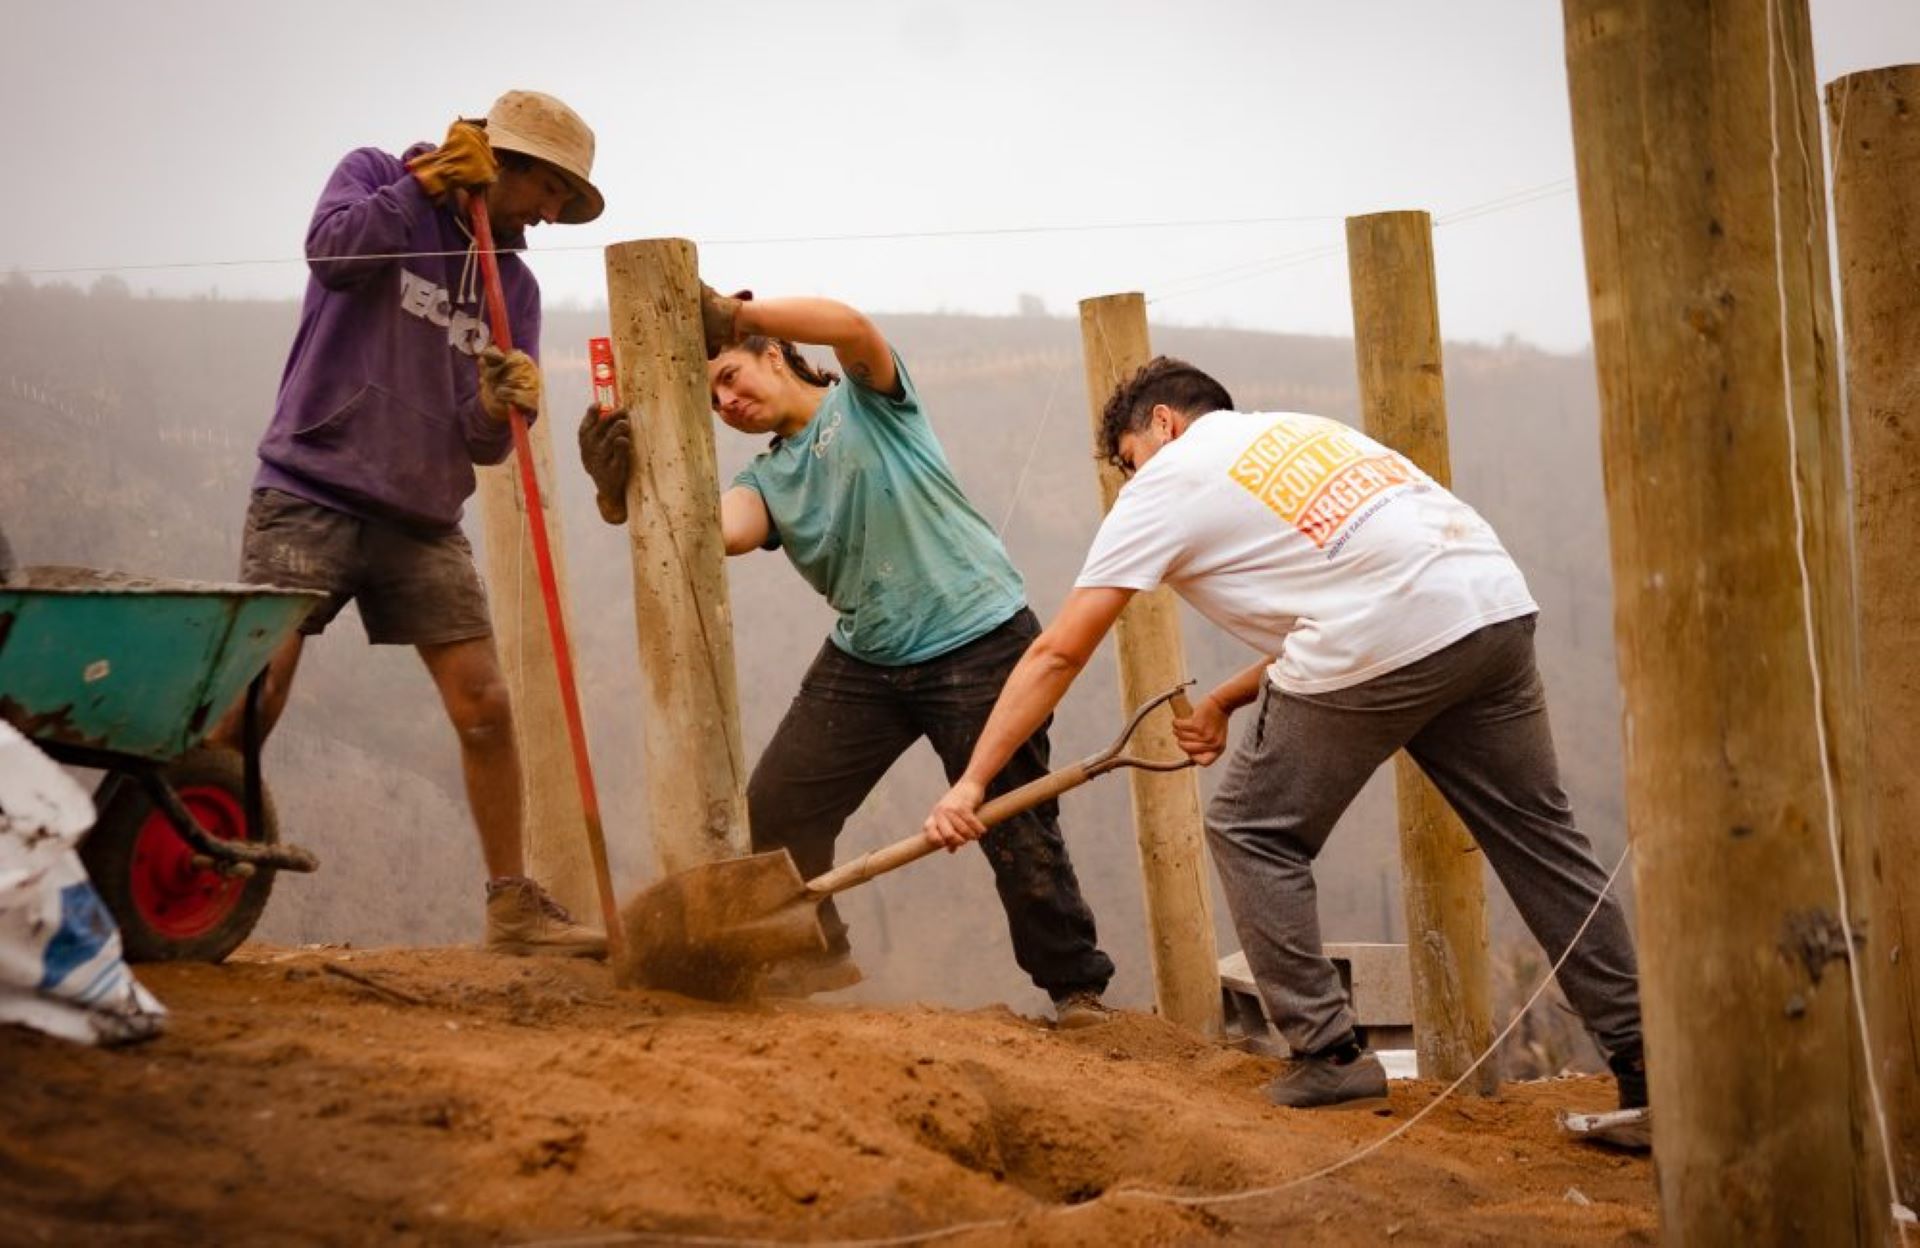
0;569;322;762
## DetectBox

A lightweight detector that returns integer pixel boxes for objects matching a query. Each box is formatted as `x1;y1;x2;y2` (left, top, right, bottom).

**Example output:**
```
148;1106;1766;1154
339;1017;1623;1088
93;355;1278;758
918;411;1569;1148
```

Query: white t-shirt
1076;409;1537;694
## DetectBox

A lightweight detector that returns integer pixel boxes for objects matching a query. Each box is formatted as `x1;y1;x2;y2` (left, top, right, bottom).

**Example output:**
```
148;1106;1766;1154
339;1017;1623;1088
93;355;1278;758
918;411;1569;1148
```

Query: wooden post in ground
1827;62;1920;1212
1077;292;1223;1037
603;239;751;876
476;395;597;916
1563;1;1878;1239
1344;210;1497;1094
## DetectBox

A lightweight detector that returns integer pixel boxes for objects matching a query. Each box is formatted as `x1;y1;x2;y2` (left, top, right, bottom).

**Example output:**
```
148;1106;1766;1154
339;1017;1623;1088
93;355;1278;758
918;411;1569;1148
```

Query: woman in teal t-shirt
579;290;1114;1020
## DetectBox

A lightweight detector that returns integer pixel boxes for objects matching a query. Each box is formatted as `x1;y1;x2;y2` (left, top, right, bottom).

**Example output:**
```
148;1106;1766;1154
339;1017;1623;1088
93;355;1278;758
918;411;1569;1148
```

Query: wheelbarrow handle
803;683;1199;901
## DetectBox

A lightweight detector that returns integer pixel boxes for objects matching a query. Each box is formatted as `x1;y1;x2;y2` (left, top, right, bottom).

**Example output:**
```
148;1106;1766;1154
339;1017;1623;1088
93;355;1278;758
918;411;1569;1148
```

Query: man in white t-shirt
923;356;1644;1115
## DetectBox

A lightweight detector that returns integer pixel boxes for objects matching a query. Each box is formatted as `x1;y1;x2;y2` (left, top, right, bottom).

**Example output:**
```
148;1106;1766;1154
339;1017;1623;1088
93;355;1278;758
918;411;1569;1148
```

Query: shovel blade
614;849;829;1000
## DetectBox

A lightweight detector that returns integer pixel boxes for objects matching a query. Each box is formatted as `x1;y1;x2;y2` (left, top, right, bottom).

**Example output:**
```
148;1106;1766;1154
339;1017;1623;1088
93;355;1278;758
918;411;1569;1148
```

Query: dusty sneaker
1051;989;1115;1030
1559;1106;1652;1152
759;951;864;998
1560;1046;1652;1152
1265;1049;1390;1110
484;876;607;959
1609;1045;1648;1111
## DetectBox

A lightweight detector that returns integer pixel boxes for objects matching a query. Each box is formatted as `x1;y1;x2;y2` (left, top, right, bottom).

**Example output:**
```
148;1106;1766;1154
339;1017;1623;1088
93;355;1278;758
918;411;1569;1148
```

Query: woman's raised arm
732;297;897;397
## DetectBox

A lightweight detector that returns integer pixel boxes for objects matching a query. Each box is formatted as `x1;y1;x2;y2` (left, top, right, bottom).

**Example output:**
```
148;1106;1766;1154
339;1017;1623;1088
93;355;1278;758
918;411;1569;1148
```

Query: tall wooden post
1077;292;1223;1037
603;240;751;876
1828;62;1920;1212
1344;210;1497;1094
1563;1;1878;1240
476;396;596;916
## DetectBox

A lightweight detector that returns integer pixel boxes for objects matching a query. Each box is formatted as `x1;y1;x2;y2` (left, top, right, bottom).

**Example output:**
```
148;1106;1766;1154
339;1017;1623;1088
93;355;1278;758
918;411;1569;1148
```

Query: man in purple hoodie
212;91;606;957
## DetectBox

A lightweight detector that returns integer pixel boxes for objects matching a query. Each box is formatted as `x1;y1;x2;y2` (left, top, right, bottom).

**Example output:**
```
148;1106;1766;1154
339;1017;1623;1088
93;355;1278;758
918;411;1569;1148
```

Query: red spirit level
589;337;619;413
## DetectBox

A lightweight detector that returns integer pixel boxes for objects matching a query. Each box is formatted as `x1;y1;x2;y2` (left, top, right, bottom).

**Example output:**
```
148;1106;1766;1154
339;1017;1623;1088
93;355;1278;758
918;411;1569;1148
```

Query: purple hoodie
254;144;541;531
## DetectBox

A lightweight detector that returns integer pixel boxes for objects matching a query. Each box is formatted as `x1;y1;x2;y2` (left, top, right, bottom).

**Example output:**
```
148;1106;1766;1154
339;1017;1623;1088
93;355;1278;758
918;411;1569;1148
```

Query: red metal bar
466;196;624;966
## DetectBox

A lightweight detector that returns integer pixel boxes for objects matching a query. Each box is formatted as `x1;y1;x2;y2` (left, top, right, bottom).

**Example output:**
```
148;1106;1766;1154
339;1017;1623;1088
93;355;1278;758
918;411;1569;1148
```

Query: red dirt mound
0;946;1655;1245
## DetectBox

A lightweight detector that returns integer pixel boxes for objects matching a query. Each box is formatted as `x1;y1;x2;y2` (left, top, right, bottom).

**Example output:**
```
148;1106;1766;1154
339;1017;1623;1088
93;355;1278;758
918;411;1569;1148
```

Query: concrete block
1324;941;1413;1024
1219;942;1414;1056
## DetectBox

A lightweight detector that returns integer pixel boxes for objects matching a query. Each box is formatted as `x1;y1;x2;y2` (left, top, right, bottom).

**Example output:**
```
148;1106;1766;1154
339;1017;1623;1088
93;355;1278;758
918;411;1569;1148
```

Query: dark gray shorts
237;488;493;646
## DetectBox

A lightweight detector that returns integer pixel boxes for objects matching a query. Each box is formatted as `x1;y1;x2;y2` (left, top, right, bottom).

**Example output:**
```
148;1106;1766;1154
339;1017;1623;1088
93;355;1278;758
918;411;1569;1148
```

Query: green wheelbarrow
0;568;325;963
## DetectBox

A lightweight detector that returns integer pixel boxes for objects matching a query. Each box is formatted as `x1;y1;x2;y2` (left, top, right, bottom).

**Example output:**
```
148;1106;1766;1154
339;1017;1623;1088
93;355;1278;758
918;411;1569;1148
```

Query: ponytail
739;334;840;389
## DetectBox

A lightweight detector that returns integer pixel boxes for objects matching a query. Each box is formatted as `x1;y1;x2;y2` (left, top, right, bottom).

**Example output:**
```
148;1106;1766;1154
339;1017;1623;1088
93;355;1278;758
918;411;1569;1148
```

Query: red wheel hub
129;785;250;938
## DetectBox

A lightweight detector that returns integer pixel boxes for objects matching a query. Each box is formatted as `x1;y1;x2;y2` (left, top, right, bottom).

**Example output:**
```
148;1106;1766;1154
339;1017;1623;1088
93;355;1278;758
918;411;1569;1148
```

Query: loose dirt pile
0;947;1654;1245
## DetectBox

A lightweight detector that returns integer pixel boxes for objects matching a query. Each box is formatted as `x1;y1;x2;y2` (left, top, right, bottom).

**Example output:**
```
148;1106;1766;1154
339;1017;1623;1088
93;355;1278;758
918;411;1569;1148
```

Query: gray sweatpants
1206;614;1642;1060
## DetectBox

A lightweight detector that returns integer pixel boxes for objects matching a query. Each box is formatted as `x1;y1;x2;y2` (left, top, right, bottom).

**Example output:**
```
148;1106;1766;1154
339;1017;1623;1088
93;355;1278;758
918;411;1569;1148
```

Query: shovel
615;684;1199;1000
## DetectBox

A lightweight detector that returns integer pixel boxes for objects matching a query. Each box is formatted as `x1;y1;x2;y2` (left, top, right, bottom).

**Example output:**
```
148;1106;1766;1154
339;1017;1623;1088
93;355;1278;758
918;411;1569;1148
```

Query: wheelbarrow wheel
82;748;277;964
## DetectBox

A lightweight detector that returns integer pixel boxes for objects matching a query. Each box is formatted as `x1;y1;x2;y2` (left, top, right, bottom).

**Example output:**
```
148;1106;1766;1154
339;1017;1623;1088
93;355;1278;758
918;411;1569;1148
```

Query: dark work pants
747;608;1115;998
1205;615;1643;1059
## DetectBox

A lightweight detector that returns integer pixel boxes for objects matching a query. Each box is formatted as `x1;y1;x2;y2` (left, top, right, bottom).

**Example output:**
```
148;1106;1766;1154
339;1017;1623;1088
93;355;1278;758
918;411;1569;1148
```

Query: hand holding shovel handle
806;684;1197;899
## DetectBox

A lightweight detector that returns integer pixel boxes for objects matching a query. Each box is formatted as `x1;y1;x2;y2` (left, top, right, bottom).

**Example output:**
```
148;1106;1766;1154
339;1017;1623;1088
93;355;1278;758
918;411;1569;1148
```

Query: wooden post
603;239;751;876
1563;1;1878;1239
1344;210;1497;1094
1828;62;1920;1212
1077;292;1223;1038
476;395;596;917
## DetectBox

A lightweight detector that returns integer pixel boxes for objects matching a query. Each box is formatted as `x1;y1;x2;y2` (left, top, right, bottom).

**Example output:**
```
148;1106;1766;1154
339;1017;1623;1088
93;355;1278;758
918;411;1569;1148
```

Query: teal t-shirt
731;353;1025;665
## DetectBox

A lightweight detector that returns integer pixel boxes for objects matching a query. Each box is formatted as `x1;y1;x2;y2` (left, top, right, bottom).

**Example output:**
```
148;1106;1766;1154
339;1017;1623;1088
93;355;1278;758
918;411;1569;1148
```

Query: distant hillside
0;277;1623;1057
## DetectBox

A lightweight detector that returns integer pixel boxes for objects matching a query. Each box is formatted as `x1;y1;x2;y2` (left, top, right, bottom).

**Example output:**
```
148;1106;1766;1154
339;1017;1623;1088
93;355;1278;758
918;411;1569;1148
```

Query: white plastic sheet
0;722;165;1045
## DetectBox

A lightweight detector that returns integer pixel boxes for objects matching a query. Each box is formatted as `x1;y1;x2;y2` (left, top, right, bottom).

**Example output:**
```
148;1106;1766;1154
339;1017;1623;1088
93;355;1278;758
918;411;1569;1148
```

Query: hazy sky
5;1;1914;351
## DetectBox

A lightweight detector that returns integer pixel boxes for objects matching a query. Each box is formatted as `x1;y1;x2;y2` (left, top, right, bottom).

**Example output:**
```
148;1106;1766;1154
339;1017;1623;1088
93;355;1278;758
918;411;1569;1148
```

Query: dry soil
0;945;1656;1246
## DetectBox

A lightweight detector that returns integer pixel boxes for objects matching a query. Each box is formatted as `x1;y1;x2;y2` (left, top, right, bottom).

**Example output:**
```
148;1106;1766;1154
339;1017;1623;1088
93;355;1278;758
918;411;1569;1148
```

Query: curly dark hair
1097;356;1234;470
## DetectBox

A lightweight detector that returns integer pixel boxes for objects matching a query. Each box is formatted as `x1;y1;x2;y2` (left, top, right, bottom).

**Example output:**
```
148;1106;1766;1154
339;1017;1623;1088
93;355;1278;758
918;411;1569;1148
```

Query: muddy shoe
1051;989;1116;1030
1265;1050;1390;1110
484;876;607;959
759;951;864;998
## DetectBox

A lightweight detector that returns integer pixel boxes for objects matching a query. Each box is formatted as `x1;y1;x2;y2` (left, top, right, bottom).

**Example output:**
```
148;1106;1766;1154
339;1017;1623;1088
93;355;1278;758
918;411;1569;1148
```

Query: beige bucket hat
484;90;604;225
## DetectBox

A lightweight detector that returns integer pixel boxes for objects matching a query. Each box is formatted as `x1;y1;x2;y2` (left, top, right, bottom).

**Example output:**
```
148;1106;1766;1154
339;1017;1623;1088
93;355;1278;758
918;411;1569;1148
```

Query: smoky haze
3;275;1622;1073
1;2;1914;1073
4;2;1914;349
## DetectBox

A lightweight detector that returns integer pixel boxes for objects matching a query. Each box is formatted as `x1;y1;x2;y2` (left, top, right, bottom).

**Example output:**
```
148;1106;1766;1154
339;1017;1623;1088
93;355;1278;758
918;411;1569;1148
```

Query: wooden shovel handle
976;761;1095;825
804;689;1193;900
806;762;1093;899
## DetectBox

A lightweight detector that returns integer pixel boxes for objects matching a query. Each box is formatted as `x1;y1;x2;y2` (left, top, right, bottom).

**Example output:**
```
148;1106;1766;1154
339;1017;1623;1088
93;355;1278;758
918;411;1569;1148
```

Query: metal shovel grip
803;685;1196;901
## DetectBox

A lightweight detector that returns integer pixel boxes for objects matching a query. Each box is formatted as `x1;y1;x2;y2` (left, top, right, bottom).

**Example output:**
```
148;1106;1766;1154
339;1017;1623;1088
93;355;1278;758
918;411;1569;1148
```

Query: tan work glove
699;284;751;359
578;403;633;525
407;119;497;199
477;346;541;423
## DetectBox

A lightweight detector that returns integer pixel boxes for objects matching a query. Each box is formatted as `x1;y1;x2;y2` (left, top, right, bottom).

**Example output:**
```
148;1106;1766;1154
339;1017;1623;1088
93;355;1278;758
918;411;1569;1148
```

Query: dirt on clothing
0;946;1656;1246
5;567;242;592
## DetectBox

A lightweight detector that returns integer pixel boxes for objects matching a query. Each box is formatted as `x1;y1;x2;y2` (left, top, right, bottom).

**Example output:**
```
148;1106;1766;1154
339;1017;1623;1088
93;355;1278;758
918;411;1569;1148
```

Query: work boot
759;950;863;998
1266;1046;1390;1110
484;876;606;959
1609;1045;1649;1111
1051;989;1116;1030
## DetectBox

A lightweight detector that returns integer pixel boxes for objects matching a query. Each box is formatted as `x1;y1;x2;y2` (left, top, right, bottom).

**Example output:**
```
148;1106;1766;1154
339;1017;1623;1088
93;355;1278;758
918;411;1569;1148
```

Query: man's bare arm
1171;655;1276;766
922;587;1134;848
